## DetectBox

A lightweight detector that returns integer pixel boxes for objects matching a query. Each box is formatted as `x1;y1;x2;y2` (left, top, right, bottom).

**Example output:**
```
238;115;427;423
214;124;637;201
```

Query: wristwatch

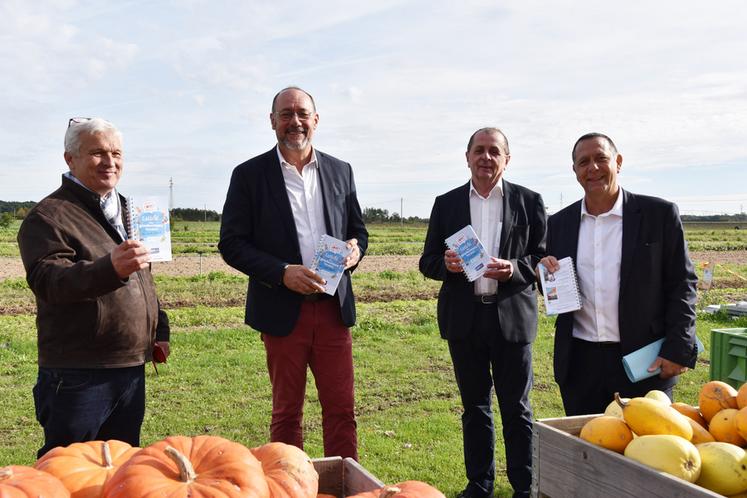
280;263;290;285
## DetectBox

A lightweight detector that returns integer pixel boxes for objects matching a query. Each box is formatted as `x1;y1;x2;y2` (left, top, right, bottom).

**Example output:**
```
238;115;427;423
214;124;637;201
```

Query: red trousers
262;298;357;459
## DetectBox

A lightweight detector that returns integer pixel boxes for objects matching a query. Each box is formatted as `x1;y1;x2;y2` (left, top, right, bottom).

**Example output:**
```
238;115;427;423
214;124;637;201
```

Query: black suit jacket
219;148;368;336
420;181;547;343
548;190;698;387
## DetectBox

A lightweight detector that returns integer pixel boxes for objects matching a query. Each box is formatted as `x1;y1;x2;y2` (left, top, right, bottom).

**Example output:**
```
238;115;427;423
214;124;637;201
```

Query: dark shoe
456;488;492;498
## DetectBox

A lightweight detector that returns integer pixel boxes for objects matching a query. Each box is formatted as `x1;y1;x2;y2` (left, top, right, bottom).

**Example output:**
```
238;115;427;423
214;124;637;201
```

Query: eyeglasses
274;110;314;122
68;117;91;128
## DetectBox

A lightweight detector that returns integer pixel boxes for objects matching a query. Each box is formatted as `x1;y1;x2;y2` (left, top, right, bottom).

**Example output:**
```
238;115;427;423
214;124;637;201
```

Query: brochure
444;225;491;282
622;337;705;383
310;234;352;296
537;256;582;315
126;196;172;262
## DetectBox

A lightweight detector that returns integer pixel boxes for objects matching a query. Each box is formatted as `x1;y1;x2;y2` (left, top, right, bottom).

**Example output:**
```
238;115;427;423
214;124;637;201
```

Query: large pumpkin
35;440;139;498
348;481;446;498
0;465;70;498
250;442;319;498
102;435;270;498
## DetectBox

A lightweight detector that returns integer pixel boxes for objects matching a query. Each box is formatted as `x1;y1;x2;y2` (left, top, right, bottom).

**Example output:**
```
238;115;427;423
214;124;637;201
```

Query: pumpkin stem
614;392;628;409
102;441;113;468
165;446;197;483
0;468;12;480
379;486;401;498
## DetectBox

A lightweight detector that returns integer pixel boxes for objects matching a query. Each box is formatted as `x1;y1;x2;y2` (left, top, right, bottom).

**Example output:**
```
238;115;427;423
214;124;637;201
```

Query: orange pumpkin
670;402;708;428
0;465;70;497
348;481;446;498
35;440;139;498
102;435;270;498
699;381;738;423
250;442;319;498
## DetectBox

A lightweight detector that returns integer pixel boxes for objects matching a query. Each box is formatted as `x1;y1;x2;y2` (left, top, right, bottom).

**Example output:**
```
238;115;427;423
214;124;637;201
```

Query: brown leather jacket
17;175;169;368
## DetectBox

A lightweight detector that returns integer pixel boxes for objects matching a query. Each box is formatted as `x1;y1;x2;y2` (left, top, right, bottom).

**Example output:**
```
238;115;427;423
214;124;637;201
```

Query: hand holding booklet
444;225;491;282
537;256;581;315
622;337;705;383
310;234;352;296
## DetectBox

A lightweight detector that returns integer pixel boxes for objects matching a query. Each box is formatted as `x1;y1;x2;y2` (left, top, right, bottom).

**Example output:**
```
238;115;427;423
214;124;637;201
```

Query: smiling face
572;136;622;200
270;88;319;154
466;130;510;192
64;130;123;197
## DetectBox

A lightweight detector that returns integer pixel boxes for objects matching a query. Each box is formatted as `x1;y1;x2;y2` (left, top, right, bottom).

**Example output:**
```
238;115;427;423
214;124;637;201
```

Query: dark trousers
262;298;357;460
448;304;533;498
560;338;674;416
33;365;146;458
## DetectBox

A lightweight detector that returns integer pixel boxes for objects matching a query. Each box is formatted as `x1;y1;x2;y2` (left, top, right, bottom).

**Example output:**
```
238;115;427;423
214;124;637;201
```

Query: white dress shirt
572;189;624;342
277;146;326;268
469;179;503;296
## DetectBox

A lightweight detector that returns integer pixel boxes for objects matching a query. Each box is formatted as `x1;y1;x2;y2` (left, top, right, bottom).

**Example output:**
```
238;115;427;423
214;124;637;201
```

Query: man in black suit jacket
219;87;368;459
420;128;546;498
539;132;698;416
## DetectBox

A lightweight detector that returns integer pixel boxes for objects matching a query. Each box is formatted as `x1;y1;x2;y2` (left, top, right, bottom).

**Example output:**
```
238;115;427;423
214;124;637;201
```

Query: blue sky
1;0;745;217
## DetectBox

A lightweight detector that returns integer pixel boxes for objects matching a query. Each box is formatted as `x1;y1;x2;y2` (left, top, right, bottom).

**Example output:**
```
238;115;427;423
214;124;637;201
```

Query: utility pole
400;197;404;226
169;177;174;211
204;204;207;222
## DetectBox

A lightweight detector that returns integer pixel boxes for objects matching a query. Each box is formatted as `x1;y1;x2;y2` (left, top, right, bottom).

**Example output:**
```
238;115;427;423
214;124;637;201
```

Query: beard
280;126;310;150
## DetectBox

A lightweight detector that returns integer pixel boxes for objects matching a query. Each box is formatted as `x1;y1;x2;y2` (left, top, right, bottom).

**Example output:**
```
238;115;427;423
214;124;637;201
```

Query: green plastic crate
710;328;747;389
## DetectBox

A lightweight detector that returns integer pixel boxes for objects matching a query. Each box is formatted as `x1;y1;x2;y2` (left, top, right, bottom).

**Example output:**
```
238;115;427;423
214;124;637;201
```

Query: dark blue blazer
547;189;698;387
419;180;547;343
219;148;368;336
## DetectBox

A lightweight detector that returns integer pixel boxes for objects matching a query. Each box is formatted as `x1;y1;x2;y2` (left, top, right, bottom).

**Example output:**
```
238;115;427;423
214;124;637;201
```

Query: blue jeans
33;365;145;458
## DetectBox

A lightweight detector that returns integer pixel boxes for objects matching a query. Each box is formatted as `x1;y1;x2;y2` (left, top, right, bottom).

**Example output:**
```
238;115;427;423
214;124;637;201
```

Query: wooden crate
532;415;721;498
314;457;385;497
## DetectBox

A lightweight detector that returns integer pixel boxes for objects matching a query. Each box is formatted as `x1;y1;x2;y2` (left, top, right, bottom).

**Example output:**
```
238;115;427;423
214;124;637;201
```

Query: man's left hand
649;356;688;379
484;257;513;282
153;341;170;363
344;238;361;270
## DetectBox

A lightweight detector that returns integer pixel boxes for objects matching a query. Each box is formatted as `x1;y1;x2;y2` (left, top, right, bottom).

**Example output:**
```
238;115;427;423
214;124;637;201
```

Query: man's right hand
283;264;326;295
111;239;150;279
536;255;560;280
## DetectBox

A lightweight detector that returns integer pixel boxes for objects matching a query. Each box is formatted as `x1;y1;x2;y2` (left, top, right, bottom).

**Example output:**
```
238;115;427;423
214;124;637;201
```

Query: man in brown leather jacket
17;117;170;458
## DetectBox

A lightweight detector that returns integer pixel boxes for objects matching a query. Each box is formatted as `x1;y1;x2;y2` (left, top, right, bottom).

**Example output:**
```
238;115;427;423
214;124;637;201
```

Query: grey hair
64;118;122;156
467;127;510;155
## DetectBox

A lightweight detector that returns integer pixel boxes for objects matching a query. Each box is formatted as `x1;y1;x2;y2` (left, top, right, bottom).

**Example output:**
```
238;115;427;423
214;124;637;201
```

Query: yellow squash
696;442;747;496
624;435;701;482
615;393;693;440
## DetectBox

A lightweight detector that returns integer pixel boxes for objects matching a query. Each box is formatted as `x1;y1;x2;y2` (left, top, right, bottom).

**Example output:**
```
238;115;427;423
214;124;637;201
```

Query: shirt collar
469;178;503;200
581;188;624;219
63;171;116;203
276;145;318;170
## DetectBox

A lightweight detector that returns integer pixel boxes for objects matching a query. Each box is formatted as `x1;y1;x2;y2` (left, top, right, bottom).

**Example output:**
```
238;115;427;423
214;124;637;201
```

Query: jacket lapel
564;200;582;261
499;180;517;258
265;148;301;252
620;189;640;295
317;153;336;235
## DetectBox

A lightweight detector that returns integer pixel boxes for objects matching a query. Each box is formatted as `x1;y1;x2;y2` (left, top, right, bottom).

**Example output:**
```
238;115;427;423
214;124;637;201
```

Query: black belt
304;292;333;302
474;294;498;304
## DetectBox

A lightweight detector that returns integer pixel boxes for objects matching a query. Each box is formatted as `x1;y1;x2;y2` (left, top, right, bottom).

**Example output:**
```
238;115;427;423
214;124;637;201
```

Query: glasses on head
68;117;91;128
274;110;314;122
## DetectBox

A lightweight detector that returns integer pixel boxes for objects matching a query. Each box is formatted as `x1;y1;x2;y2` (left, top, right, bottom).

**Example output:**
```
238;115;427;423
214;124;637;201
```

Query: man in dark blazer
420;128;546;498
539;132;698;416
219;87;368;459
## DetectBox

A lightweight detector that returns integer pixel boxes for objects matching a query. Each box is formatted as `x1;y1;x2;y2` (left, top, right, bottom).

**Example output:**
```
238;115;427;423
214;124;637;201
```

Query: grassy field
1;221;746;496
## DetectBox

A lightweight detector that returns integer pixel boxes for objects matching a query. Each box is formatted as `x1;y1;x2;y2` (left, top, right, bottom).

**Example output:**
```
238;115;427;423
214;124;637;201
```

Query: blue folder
622;337;705;383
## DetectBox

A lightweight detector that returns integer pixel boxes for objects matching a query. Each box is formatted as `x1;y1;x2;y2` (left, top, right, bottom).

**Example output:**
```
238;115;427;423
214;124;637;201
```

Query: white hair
64;118;122;156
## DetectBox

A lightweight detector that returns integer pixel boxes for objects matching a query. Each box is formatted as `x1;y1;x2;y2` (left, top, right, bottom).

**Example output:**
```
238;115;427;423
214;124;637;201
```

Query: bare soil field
0;254;423;280
3;252;746;281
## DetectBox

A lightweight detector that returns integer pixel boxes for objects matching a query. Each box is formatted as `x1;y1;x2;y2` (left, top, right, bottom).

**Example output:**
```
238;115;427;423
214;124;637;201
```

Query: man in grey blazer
539;132;698;416
420;128;546;498
219;87;368;459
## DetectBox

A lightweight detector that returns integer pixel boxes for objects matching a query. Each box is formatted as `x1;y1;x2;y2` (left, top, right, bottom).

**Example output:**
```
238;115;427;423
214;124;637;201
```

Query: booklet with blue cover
127;196;172;262
310;234;352;296
622;337;705;383
444;225;491;282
